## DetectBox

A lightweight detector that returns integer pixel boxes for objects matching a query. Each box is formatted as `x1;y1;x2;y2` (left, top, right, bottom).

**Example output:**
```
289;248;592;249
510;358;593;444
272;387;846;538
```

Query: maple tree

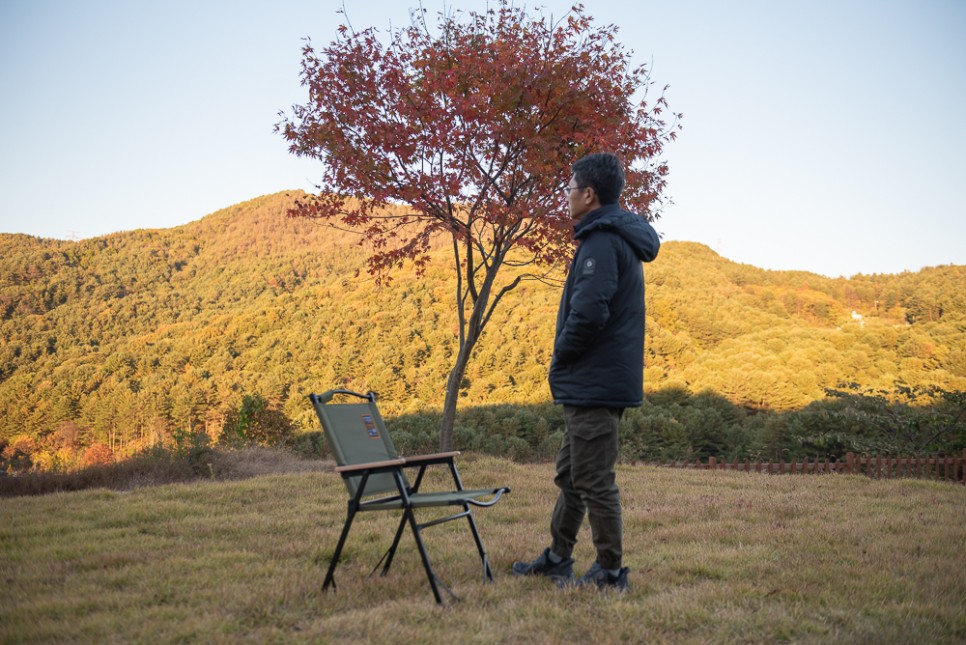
277;2;681;450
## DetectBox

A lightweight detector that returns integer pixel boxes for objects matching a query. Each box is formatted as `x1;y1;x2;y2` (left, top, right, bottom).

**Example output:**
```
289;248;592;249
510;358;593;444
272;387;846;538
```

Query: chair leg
323;508;357;592
370;513;408;577
446;463;494;582
405;507;451;604
464;507;494;582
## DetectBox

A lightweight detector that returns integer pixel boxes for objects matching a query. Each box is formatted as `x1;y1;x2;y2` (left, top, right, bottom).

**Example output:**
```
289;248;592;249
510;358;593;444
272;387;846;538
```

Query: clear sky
1;0;964;278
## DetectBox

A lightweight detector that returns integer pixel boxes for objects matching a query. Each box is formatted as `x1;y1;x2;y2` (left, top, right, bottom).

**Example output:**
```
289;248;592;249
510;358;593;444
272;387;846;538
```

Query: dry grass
0;447;331;497
2;455;965;643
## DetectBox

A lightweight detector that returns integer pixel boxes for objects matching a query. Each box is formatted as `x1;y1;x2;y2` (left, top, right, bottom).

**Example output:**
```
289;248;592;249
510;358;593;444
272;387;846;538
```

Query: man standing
513;152;660;591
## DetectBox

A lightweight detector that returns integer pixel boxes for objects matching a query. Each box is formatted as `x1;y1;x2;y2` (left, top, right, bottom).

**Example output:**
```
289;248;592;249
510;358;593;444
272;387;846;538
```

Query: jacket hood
574;203;660;262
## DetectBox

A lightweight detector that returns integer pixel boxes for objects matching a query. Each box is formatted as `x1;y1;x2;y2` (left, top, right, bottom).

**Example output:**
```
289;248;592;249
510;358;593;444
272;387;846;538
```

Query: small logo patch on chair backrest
361;414;380;439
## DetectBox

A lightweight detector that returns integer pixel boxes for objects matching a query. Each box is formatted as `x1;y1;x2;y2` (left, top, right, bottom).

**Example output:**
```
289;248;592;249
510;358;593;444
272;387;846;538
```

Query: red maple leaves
277;1;680;283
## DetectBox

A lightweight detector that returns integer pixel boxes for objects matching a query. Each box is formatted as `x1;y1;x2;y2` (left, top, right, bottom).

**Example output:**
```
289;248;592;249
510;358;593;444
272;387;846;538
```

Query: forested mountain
2;191;963;464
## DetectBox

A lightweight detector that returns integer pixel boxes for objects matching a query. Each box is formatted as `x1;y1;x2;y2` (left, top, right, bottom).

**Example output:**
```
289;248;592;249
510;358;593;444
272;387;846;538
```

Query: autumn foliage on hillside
1;192;964;474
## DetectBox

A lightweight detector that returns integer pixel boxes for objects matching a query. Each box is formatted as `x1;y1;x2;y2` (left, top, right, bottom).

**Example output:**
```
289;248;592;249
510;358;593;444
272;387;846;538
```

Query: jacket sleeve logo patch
581;258;597;275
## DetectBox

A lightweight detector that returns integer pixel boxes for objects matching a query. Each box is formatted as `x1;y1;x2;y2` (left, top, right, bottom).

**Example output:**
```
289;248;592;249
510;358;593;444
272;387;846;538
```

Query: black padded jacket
548;203;660;408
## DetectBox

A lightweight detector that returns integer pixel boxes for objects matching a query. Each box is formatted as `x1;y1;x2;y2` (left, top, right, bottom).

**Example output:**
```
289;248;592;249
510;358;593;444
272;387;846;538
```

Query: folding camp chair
309;389;510;604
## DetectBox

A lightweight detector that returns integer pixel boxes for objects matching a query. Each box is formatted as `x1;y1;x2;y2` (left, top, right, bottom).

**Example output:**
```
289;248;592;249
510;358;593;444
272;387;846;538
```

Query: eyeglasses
563;185;588;194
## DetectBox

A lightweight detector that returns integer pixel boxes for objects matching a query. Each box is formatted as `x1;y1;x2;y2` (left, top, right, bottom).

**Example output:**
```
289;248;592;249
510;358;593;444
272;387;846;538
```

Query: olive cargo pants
550;405;623;570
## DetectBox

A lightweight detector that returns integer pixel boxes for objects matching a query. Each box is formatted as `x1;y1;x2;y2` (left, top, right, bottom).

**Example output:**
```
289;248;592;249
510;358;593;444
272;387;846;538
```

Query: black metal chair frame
310;389;510;604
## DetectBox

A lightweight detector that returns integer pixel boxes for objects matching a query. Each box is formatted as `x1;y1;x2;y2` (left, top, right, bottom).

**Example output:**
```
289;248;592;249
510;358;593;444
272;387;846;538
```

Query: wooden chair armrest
401;451;461;465
335;458;406;474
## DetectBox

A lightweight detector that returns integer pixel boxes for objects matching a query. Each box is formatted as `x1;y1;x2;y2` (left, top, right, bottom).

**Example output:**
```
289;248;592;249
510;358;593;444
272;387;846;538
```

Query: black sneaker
512;548;575;581
576;561;630;592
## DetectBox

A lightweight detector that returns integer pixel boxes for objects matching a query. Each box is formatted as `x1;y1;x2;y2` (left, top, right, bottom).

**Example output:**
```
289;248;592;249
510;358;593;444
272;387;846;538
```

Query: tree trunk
438;256;503;450
438;328;481;451
437;232;518;450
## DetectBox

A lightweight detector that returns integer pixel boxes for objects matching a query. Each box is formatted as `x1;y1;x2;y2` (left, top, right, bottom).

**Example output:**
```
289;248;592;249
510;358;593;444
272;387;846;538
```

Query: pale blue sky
1;0;964;278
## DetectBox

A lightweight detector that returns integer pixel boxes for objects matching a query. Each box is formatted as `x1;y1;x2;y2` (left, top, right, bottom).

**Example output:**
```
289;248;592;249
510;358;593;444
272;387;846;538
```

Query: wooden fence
658;450;966;485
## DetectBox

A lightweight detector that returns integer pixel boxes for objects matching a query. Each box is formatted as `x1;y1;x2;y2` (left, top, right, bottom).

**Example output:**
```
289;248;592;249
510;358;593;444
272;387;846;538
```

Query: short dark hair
571;153;625;204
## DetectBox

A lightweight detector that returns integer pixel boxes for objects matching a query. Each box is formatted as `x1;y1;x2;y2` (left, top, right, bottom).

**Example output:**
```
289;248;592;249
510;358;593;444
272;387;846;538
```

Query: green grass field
2;456;964;644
